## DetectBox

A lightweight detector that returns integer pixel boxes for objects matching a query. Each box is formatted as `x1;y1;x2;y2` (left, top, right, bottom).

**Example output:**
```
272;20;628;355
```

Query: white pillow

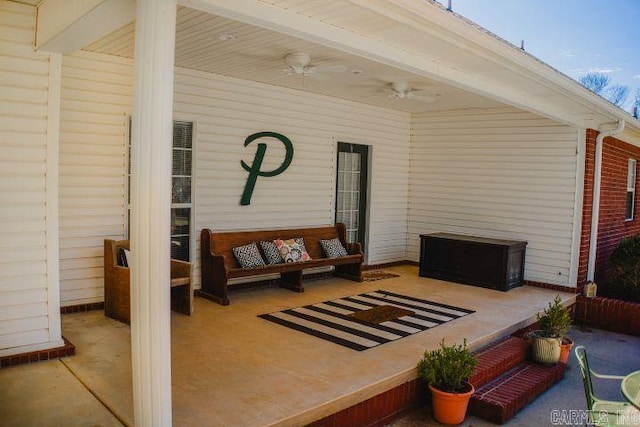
123;249;131;267
275;238;312;263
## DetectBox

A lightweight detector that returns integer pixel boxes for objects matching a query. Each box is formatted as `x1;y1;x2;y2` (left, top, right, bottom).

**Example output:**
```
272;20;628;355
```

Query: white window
626;158;636;221
127;120;194;261
171;121;194;261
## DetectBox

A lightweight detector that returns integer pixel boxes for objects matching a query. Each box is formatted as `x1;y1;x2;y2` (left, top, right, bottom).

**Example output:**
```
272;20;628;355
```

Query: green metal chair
575;346;638;426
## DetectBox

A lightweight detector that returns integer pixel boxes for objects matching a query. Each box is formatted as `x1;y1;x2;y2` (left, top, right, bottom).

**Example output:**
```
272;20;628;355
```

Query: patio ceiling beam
181;0;588;128
36;0;135;54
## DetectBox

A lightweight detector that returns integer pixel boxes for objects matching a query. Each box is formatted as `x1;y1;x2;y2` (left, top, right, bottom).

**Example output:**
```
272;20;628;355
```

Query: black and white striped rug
259;290;474;351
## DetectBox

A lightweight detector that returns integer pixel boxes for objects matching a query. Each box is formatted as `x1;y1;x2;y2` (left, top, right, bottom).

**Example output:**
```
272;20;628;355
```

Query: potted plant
417;338;478;425
530;295;573;364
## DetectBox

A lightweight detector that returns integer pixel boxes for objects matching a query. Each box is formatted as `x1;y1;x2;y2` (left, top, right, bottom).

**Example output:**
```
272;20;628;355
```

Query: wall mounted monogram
240;132;294;205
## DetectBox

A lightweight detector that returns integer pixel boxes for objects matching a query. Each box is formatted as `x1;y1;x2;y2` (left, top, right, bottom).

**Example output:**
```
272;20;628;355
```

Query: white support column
130;0;177;425
45;53;64;347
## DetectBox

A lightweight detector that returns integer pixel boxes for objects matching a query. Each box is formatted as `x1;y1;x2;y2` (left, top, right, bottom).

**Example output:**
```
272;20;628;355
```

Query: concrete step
469;362;566;424
469;336;529;389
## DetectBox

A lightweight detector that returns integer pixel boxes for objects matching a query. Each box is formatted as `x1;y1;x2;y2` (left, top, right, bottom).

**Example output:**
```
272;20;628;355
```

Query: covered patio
4;0;640;425
4;266;574;426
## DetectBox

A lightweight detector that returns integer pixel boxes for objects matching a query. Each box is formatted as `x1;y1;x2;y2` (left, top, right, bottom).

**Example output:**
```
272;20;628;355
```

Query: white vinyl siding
59;50;132;306
174;67;411;280
0;1;62;355
408;108;579;287
57;56;409;301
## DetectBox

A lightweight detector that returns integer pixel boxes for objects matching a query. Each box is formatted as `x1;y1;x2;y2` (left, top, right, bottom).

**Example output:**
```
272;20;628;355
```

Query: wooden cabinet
419;233;527;291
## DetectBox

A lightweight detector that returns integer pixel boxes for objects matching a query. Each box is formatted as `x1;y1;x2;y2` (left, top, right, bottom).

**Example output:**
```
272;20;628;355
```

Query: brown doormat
348;304;414;324
362;270;400;282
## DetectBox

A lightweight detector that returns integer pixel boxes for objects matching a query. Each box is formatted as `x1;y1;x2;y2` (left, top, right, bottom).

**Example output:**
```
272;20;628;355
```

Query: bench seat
200;223;363;305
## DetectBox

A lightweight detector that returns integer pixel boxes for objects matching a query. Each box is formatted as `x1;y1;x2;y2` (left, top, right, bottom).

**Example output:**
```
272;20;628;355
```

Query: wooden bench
200;223;363;305
104;239;194;324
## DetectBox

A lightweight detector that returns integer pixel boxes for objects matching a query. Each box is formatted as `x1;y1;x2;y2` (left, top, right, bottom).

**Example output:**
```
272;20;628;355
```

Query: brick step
469;336;529;389
469;362;566;424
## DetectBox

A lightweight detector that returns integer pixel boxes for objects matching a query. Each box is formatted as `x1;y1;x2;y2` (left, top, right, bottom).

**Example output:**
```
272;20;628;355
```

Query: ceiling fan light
390;81;410;93
285;52;311;68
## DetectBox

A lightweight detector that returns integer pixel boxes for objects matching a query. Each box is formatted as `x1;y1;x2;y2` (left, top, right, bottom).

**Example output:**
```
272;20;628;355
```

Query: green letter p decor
240;132;294;205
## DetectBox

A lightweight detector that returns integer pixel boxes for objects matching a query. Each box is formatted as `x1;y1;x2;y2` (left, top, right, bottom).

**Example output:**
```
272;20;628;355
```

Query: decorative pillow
294;237;307;252
275;238;312;263
118;248;129;267
320;238;348;258
123;249;131;267
260;241;284;265
232;243;266;268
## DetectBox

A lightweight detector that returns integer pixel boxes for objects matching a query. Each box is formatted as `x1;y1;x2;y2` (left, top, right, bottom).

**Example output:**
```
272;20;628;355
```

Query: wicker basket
531;333;561;364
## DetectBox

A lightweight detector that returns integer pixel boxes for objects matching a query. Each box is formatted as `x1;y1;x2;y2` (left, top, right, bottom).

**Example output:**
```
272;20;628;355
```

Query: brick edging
523;280;580;294
0;337;76;368
61;302;105;314
575;296;640;336
305;379;426;427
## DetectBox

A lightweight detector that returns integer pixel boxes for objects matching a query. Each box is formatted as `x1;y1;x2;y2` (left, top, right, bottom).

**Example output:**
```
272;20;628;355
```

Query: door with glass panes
335;142;369;248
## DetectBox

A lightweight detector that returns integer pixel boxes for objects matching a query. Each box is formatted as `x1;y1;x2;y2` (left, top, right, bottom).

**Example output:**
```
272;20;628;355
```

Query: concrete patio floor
1;265;587;426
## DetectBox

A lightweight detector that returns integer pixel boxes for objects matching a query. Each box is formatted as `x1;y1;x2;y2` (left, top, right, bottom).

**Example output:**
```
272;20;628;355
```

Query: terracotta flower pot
429;382;475;425
558;337;574;364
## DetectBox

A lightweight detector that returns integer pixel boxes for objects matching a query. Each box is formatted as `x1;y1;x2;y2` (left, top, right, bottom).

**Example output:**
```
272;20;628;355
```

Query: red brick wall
578;129;640;287
575;296;640;336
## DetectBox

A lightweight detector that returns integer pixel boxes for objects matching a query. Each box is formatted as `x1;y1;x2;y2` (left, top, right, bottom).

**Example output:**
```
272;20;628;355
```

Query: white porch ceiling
83;6;507;114
77;0;640;143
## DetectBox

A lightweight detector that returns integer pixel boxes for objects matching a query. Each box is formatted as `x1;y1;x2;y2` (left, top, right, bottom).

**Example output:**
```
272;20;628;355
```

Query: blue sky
437;0;640;110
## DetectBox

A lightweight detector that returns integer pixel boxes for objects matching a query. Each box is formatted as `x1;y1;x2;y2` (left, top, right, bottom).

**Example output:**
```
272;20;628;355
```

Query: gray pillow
260;241;284;265
320;238;348;258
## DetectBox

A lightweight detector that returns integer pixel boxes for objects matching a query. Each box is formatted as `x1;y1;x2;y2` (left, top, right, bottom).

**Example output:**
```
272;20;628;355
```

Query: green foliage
416;339;478;393
536;295;572;338
607;235;640;302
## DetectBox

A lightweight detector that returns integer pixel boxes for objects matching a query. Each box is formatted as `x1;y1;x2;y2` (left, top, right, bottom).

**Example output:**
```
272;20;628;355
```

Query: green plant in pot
531;295;573;364
417;338;478;425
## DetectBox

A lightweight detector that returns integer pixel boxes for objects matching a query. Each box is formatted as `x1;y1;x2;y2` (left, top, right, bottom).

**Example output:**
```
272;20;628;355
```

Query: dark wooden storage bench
419;233;527;291
200;223;363;305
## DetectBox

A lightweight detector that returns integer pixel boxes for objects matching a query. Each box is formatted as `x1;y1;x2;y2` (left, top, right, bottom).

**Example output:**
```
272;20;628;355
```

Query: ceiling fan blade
307;72;330;81
311;64;349;73
407;92;438;103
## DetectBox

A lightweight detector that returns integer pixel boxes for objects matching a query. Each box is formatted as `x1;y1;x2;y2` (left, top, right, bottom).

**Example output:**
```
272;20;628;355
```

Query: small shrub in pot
531;295;572;364
417;338;478;424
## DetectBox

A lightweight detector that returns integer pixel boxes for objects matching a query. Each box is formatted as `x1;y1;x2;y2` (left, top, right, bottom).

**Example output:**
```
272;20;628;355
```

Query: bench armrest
345;242;363;256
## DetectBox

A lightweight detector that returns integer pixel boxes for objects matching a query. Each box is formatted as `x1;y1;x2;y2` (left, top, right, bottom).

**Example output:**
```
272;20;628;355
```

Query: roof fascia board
348;0;613;119
381;0;640;132
36;0;135;54
179;0;586;127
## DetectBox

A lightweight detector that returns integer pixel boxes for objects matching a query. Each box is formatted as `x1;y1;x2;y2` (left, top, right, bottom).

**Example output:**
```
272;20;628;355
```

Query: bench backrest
105;239;129;269
202;223;349;270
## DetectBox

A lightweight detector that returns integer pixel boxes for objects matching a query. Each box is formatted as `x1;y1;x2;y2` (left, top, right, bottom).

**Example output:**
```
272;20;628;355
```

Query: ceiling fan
281;52;349;80
384;81;439;103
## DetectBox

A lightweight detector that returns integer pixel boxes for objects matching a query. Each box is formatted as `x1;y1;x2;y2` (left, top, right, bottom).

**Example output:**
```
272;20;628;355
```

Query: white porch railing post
130;0;177;425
